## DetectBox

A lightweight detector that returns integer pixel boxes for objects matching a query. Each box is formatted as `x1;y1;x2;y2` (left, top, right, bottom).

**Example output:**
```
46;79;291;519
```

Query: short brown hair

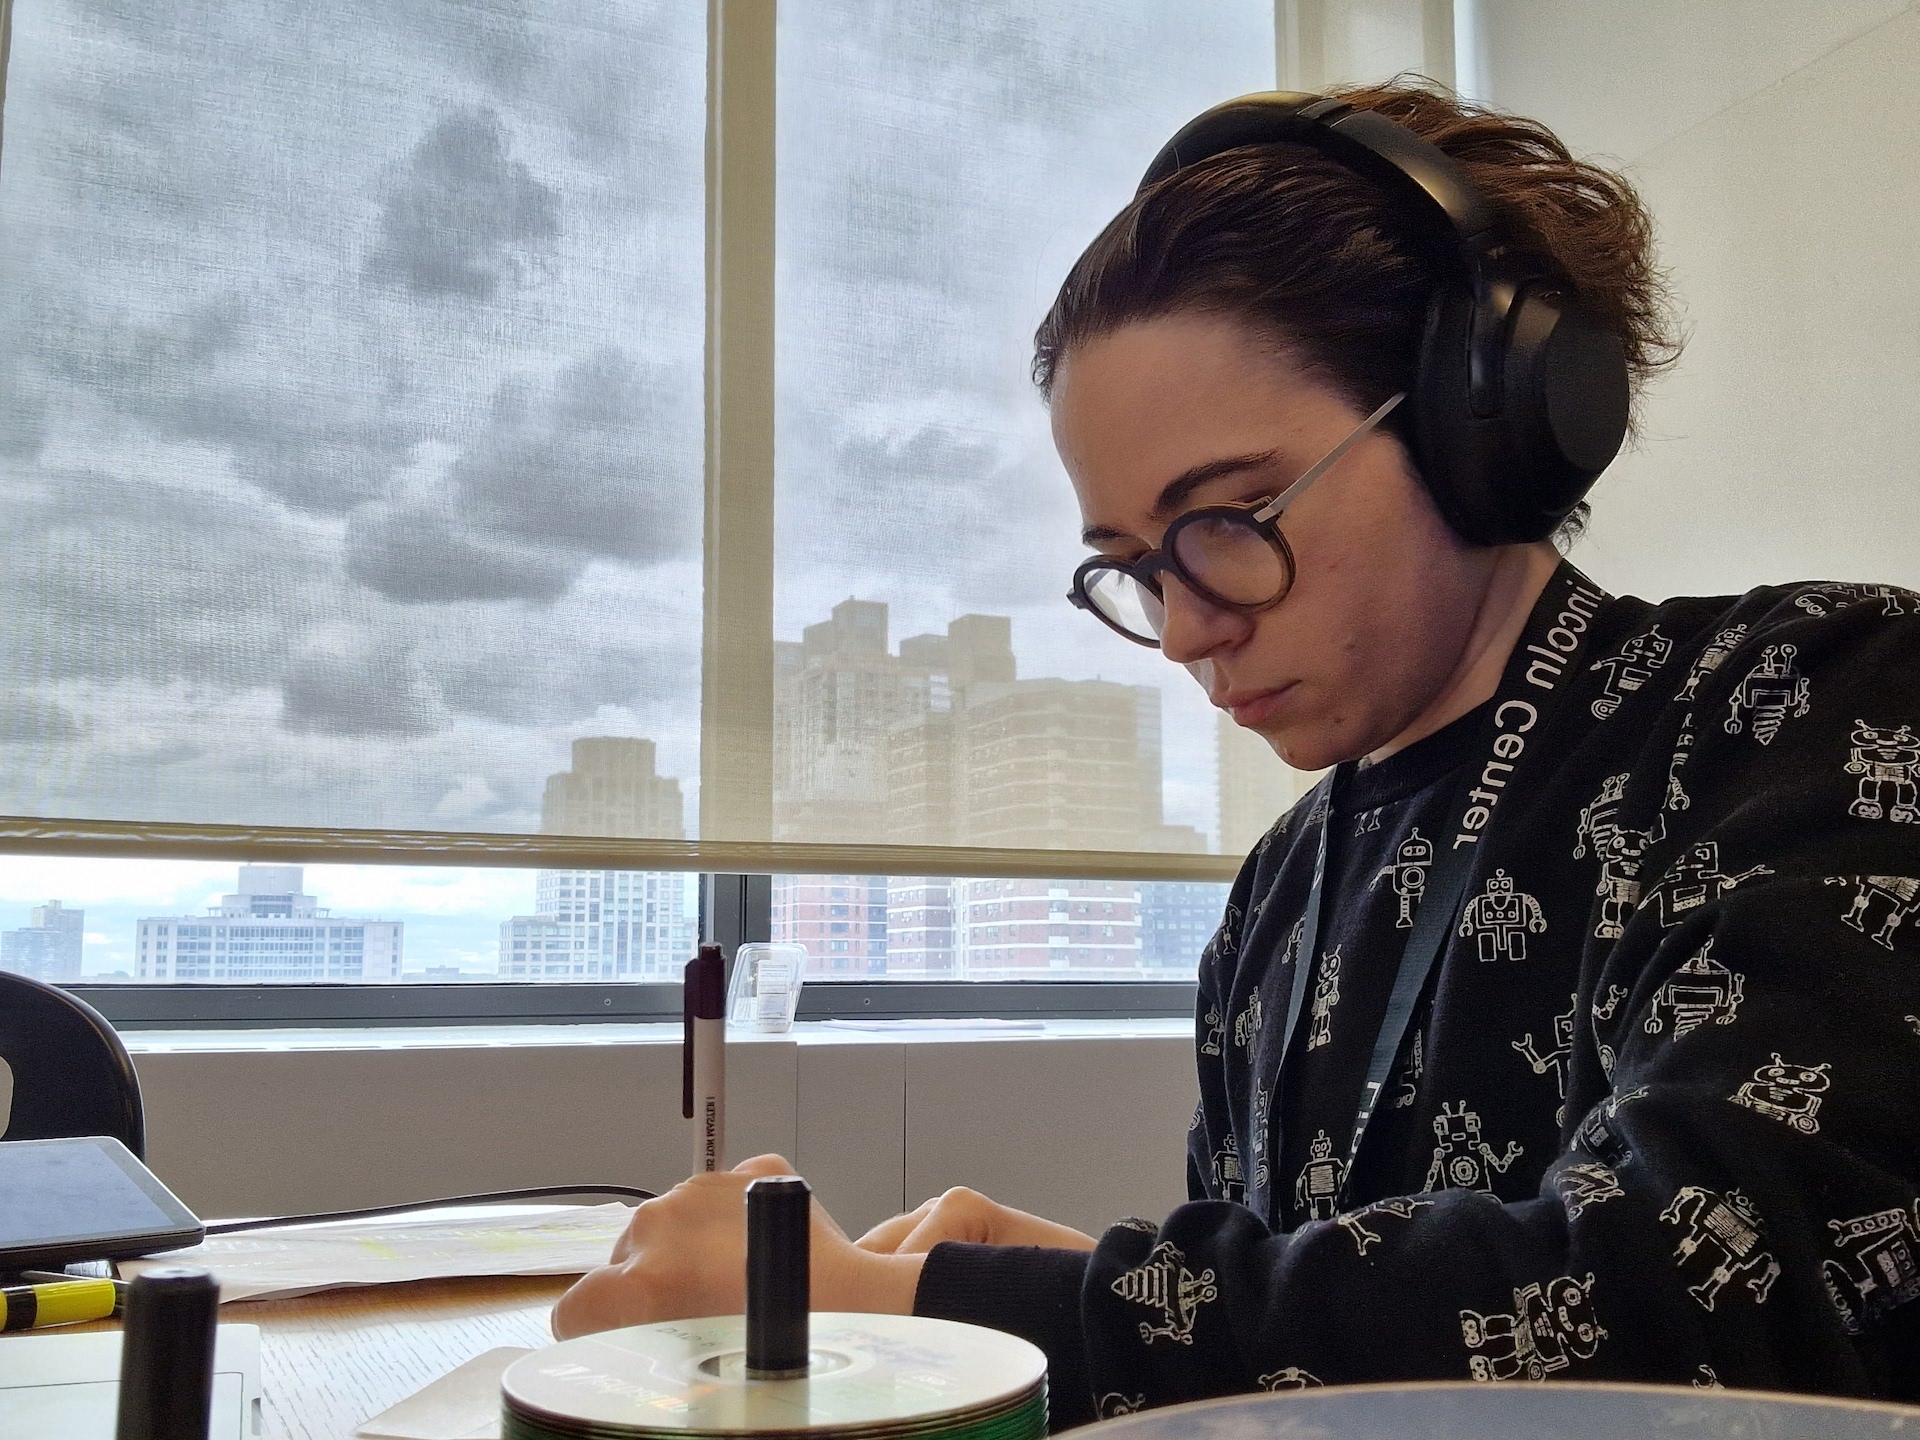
1033;79;1679;441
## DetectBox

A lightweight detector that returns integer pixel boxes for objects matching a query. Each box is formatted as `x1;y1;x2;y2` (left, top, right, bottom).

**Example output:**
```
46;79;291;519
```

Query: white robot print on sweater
1369;827;1432;928
1233;987;1263;1049
1109;1240;1219;1346
1723;644;1811;745
1574;774;1666;940
1459;869;1548;961
1666;712;1695;811
1459;1272;1607;1381
1337;1196;1434;1255
1424;1103;1524;1194
1200;1002;1224;1057
1660;1186;1780;1310
1676;625;1748;702
1307;947;1342;1050
1645;841;1773;928
1393;1027;1425;1109
1828;873;1920;949
1294;1129;1349;1221
1793;581;1910;618
1212;1132;1246;1203
1553;1161;1625;1219
1573;773;1631;862
1729;1053;1831;1134
1258;1368;1323;1390
1822;1201;1920;1336
1848;720;1920;823
1643;938;1745;1038
1589;625;1673;720
1513;994;1578;1123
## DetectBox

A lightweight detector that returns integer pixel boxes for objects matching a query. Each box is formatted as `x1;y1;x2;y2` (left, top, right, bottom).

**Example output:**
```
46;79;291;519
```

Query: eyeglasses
1068;392;1406;648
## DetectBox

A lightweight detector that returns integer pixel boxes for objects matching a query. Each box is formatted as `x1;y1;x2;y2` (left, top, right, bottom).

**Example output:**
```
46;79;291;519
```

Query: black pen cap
116;1266;219;1440
745;1175;811;1380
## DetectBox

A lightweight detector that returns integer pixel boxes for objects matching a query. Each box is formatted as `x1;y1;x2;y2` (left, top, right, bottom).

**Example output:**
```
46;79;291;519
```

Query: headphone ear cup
1415;281;1629;545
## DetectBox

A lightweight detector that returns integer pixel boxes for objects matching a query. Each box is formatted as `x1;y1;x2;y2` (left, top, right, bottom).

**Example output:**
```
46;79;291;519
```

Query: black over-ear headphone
1139;92;1630;546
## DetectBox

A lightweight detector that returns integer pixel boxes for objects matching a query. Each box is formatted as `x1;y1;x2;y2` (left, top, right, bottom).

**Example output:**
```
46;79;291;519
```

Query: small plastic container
726;943;809;1032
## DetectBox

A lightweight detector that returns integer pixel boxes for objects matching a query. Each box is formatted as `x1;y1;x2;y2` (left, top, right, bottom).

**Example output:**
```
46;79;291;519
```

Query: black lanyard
1271;561;1608;1206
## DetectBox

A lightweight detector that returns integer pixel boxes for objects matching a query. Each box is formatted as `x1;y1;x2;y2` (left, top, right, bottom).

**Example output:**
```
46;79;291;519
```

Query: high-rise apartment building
771;874;889;975
883;877;955;977
541;737;685;838
1217;712;1323;858
497;870;697;980
951;877;1141;979
137;867;401;981
0;900;85;982
1140;881;1230;973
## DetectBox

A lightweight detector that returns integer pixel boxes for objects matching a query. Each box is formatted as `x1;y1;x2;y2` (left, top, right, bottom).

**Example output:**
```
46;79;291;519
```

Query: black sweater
914;577;1920;1426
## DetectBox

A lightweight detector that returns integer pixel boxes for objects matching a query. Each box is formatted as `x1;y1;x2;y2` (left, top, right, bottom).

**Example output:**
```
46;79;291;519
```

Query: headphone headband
1130;91;1630;545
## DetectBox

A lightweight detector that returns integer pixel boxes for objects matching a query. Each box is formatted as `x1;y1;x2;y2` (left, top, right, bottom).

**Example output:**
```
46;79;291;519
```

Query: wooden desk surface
29;1272;573;1440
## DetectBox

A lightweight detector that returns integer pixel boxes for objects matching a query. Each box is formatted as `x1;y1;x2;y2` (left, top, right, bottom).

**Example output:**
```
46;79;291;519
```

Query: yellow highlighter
0;1278;121;1331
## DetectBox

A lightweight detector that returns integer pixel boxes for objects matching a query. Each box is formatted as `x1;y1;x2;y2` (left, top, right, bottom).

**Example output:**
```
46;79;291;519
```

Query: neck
1366;542;1563;765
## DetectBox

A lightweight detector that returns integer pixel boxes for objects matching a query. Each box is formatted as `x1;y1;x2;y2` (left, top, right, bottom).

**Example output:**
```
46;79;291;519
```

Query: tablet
0;1136;204;1271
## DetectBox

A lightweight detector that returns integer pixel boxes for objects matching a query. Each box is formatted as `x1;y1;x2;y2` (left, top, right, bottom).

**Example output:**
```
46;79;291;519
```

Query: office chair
0;971;145;1158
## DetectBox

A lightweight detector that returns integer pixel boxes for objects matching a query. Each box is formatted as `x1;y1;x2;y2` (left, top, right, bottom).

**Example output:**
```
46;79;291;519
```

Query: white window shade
0;0;1312;882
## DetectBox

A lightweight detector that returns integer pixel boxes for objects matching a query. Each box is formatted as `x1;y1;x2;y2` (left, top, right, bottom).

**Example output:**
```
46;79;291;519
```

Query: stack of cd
500;1312;1048;1440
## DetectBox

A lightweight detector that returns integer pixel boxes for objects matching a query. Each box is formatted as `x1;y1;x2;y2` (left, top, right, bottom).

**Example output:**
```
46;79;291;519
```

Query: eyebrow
1080;450;1280;545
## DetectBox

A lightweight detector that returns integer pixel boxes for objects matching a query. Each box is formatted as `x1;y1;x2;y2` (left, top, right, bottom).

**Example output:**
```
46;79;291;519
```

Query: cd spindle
745;1176;811;1379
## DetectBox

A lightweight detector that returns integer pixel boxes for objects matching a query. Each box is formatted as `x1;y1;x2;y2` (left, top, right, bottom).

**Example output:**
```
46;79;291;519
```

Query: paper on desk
124;1203;633;1303
355;1346;528;1440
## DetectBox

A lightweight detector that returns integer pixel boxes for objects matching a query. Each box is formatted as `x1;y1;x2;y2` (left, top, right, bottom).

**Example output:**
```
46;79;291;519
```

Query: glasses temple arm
1251;391;1406;523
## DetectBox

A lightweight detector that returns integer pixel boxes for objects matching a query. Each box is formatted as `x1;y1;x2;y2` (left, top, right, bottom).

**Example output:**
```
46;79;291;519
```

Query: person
553;81;1920;1421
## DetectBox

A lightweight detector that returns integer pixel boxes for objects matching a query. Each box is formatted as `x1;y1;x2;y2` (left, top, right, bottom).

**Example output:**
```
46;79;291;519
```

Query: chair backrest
0;971;145;1158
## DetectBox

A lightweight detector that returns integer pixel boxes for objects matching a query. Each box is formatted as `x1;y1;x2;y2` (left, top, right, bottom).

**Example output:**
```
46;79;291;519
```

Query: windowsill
120;1016;1191;1054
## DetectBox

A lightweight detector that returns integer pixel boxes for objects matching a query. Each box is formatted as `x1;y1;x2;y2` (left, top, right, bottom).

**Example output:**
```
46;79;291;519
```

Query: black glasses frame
1065;391;1407;650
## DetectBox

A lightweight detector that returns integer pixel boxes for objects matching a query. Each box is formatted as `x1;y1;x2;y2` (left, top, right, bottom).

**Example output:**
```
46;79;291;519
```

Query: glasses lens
1171;512;1291;607
1081;565;1166;644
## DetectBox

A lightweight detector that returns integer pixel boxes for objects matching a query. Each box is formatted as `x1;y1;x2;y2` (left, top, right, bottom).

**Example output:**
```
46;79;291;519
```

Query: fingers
855;1199;937;1254
552;1259;654;1340
896;1188;991;1254
731;1153;799;1178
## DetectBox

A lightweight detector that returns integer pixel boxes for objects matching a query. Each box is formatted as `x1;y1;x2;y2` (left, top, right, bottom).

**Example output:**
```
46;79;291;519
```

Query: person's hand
855;1187;1098;1255
551;1155;926;1339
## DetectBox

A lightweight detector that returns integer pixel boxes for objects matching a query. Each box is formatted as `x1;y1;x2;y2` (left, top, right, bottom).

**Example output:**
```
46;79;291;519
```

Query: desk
50;1272;571;1440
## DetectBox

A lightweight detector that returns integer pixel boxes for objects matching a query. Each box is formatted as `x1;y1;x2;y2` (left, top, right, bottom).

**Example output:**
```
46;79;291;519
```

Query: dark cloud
344;347;698;604
0;696;86;747
364;105;560;300
280;649;440;738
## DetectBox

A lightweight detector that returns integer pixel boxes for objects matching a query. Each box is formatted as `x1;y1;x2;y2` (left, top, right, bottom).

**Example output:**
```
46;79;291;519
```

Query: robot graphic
1592;984;1629;1023
1724;644;1811;745
1109;1240;1219;1345
1847;720;1920;823
1591;815;1667;940
1212;1132;1246;1203
1589;625;1673;720
1307;947;1342;1050
1337;1196;1434;1255
1353;806;1383;836
1369;827;1433;929
1793;581;1911;618
1424;1103;1524;1194
1572;1086;1649;1167
1676;625;1749;702
1294;1129;1349;1222
1643;938;1746;1038
1666;712;1695;811
1573;773;1631;861
1822;1201;1920;1335
1281;916;1305;971
1460;1272;1607;1381
1644;840;1771;928
1459;870;1548;961
1250;1084;1272;1196
1259;1368;1324;1391
1513;994;1578;1123
1096;1394;1145;1420
1729;1053;1831;1134
1393;1027;1425;1109
1597;1044;1616;1077
1694;1366;1724;1390
1660;1186;1781;1311
1829;874;1920;949
1553;1161;1625;1220
1232;988;1263;1049
1200;1002;1224;1057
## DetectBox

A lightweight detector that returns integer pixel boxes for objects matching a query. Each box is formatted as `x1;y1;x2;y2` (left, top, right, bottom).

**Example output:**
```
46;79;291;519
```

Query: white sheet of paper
353;1346;529;1440
123;1203;632;1303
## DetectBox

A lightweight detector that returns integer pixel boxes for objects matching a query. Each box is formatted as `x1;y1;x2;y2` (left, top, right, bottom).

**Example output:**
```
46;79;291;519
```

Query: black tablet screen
0;1140;173;1246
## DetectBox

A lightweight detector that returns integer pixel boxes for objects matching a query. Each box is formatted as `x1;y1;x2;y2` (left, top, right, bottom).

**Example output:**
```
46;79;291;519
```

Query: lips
1215;682;1296;729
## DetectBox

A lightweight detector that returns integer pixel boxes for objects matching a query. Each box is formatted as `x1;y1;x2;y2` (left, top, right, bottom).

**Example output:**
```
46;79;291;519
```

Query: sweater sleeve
1076;598;1920;1408
913;1242;1095;1428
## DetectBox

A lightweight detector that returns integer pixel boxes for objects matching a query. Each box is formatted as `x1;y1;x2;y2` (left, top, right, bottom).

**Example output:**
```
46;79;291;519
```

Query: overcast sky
0;0;1274;854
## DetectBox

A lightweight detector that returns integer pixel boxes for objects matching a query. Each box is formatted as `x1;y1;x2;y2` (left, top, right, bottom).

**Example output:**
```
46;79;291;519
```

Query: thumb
731;1153;800;1179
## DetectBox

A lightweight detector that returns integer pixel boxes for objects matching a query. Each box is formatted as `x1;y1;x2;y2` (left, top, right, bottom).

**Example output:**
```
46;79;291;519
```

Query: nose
1156;573;1252;665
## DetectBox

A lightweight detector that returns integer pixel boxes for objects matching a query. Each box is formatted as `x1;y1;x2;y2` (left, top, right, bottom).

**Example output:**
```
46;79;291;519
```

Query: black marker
684;943;727;1174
